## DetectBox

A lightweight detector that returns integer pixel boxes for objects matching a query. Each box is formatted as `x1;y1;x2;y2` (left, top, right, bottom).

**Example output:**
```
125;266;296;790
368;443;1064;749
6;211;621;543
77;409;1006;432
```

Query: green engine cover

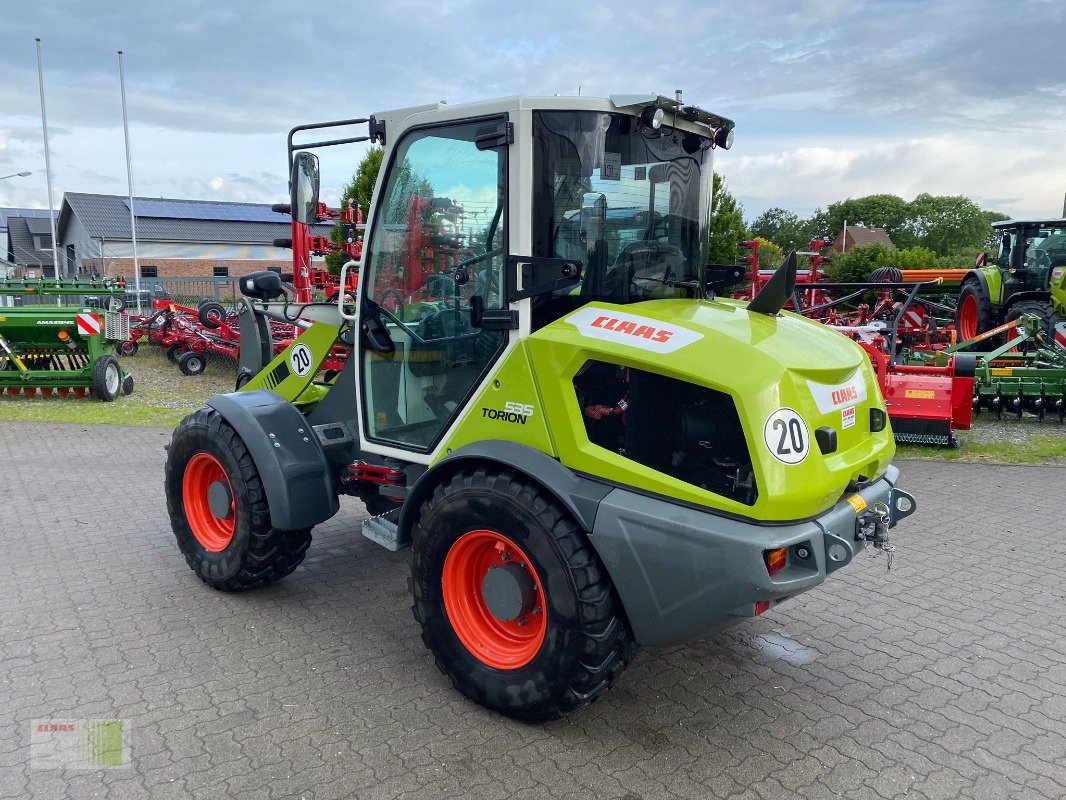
440;298;895;523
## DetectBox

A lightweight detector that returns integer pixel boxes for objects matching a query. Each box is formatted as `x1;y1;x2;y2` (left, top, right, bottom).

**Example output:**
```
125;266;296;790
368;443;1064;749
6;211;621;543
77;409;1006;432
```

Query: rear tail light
764;546;788;576
754;600;771;616
870;407;887;432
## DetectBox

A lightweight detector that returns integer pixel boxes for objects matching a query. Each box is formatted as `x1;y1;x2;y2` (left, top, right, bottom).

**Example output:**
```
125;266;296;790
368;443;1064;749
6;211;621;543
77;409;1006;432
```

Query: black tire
122;374;135;396
234;371;253;391
107;296;127;313
869;266;902;283
178;350;207;376
957;279;997;347
1003;300;1063;352
165;342;185;363
198;301;227;329
118;340;139;356
410;468;634;722
91;356;122;402
165;408;312;591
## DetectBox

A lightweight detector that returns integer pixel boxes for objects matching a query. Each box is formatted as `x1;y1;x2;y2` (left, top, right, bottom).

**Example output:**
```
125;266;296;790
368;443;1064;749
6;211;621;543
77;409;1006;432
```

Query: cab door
359;116;510;453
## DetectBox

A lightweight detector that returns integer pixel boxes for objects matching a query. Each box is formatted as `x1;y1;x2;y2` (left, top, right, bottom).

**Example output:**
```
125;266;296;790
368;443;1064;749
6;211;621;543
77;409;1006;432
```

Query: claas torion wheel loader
164;93;917;721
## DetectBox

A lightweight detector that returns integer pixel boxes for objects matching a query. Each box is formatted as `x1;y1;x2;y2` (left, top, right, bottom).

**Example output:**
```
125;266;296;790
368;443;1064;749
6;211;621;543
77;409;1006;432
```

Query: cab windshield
531;110;712;323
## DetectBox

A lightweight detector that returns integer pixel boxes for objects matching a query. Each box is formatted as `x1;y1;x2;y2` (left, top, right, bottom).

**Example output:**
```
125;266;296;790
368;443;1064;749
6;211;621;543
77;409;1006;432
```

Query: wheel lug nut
517;617;527;626
501;552;511;561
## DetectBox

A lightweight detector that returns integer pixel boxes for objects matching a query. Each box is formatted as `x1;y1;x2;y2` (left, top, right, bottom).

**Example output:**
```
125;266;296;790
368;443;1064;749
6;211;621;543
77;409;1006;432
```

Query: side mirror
239;270;285;301
290;151;320;225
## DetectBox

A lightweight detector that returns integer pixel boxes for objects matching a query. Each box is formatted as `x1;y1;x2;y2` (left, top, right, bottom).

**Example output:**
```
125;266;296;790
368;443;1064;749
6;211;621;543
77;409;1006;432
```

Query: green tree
325;146;384;272
707;172;749;265
755;236;785;270
820;195;916;249
906;193;997;257
826;242;889;283
874;245;939;271
749;207;813;252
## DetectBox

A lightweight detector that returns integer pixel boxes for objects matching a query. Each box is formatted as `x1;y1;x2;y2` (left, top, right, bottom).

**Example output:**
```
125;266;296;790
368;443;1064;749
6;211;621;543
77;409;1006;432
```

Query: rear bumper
589;465;912;646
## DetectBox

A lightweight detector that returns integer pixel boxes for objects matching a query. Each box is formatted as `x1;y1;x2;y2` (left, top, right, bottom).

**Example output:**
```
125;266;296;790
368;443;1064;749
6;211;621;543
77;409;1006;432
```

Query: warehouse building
55;193;330;279
2;208;58;278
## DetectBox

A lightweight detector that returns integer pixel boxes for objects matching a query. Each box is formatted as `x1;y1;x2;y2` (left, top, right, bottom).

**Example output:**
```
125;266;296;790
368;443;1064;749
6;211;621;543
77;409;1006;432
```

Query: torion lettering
482;407;529;425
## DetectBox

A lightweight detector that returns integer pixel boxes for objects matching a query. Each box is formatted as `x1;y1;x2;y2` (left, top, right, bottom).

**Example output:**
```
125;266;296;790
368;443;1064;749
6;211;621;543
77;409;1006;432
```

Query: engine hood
528;297;895;521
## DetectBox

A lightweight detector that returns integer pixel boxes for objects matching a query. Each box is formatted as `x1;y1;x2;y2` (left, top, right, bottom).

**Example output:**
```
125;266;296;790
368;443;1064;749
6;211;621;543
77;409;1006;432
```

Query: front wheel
92;356;122;402
1003;300;1063;352
164;408;311;591
410;468;634;721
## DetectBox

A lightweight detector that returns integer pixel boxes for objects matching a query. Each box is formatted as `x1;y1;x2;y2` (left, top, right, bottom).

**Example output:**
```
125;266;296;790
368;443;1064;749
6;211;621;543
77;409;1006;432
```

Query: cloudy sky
1;0;1063;223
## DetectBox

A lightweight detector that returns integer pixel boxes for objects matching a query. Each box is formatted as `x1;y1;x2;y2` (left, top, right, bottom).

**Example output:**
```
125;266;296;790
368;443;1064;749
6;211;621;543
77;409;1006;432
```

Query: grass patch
897;433;1066;464
0;348;232;429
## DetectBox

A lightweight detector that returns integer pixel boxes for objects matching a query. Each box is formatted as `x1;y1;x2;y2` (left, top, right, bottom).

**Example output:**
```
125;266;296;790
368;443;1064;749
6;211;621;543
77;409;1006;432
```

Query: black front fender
207;390;338;530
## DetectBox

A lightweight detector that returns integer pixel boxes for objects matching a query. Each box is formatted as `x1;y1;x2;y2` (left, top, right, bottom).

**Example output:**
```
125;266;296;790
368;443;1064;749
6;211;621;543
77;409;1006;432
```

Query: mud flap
207;390;338;530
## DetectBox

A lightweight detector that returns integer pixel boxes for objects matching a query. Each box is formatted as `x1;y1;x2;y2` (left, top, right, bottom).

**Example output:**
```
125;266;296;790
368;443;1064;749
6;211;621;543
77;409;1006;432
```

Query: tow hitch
856;488;916;570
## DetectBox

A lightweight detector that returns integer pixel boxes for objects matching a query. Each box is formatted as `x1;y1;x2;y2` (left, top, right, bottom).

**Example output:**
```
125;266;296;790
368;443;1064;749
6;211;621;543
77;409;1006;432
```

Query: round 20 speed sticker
289;343;313;377
763;408;809;465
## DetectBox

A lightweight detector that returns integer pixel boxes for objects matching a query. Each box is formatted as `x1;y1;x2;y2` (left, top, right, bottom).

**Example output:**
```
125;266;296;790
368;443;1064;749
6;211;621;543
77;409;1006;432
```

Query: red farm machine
732;239;1066;444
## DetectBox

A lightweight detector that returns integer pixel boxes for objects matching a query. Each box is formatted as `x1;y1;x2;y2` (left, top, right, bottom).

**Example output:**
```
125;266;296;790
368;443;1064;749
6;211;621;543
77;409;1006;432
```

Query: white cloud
726;128;1066;220
0;0;1063;224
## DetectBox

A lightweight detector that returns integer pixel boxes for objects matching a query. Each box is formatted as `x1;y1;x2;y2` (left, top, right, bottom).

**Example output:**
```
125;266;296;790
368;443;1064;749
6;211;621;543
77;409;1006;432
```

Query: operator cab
286;94;732;461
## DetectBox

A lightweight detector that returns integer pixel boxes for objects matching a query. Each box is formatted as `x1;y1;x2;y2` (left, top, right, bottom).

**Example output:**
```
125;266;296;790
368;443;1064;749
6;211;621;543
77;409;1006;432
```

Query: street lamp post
0;171;32;181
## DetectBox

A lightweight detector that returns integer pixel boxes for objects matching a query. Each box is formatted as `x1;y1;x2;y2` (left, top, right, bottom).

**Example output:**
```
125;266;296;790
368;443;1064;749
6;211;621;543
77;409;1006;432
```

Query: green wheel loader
164;93;917;721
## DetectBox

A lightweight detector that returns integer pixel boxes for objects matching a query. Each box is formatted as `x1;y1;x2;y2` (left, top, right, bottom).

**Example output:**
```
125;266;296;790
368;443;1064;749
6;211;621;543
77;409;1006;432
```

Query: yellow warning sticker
846;494;867;513
990;368;1013;376
904;389;936;399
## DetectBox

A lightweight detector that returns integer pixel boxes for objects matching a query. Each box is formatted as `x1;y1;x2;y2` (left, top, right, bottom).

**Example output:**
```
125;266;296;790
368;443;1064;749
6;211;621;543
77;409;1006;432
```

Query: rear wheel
165;408;312;591
92;356;121;402
957;280;996;345
118;340;138;356
410;468;634;721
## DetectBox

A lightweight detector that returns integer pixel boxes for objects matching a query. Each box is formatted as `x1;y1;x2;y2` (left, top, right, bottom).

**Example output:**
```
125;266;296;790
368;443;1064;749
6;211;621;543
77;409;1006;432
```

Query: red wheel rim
442;530;547;670
959;294;979;340
182;452;236;552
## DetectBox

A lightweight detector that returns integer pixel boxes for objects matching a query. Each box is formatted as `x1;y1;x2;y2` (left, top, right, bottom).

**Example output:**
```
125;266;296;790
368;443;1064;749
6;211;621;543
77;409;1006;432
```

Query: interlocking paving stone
0;420;1063;799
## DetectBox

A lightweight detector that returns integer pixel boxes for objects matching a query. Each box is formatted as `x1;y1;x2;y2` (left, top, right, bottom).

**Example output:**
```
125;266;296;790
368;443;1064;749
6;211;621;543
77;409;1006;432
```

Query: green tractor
957;218;1066;346
164;93;917;721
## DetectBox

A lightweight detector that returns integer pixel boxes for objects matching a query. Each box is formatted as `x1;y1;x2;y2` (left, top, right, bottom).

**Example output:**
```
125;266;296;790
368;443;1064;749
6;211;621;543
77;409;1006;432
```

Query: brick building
830;225;896;253
55;193;331;280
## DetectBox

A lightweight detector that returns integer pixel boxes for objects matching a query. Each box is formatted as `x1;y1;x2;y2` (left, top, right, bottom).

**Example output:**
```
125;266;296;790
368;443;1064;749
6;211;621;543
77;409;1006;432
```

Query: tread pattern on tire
165;407;311;592
1004;299;1063;345
410;467;635;722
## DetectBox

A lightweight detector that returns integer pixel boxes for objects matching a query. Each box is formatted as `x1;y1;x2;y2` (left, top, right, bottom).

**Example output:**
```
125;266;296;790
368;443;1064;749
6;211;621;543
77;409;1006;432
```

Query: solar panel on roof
126;198;290;224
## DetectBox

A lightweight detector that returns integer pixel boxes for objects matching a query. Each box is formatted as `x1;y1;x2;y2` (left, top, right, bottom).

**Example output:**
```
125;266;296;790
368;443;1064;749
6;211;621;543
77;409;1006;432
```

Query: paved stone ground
0;420;1063;800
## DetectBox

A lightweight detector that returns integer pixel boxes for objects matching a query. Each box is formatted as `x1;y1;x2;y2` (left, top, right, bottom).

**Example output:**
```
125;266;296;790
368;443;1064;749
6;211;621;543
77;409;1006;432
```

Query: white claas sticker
842;406;856;429
806;370;868;414
565;307;703;354
764;408;809;464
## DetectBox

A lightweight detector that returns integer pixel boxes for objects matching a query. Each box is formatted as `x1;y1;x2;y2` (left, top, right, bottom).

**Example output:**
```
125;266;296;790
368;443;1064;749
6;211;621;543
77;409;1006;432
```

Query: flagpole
117;50;141;314
34;38;60;281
